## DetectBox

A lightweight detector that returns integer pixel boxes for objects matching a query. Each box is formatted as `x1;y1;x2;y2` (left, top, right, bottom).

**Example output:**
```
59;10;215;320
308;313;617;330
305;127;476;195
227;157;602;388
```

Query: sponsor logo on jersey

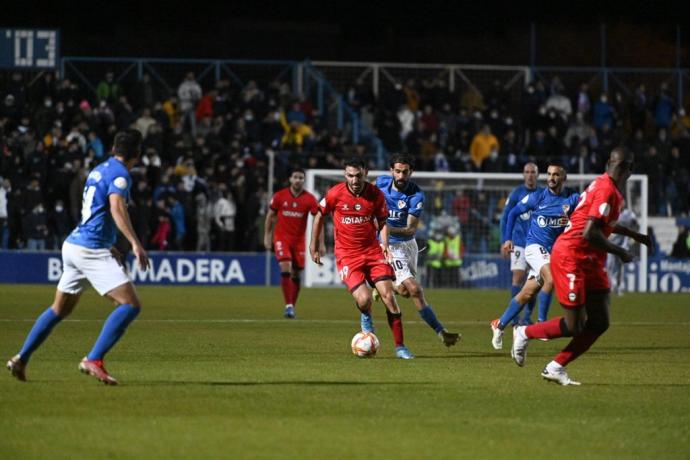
388;210;404;220
537;215;569;228
341;215;371;225
342;204;349;210
282;210;305;218
283;201;288;207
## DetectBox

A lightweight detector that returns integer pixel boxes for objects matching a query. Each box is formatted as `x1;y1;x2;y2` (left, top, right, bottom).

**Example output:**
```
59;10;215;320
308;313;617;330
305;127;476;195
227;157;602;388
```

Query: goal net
304;170;649;292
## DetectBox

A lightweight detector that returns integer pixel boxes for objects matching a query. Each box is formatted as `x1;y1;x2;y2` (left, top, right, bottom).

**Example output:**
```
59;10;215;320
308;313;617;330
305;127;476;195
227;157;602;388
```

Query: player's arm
263;207;277;251
389;214;420;238
501;195;531;256
378;220;393;263
583;219;634;263
109;193;150;270
612;224;654;254
499;191;517;238
309;211;325;265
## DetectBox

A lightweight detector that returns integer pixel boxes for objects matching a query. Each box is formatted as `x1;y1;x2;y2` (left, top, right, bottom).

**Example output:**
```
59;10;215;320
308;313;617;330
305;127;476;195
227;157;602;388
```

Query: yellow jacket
470;133;499;168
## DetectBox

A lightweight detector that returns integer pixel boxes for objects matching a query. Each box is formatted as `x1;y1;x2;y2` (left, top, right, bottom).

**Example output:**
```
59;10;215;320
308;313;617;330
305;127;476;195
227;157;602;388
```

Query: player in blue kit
373;154;461;347
499;162;542;326
7;130;150;385
491;162;579;350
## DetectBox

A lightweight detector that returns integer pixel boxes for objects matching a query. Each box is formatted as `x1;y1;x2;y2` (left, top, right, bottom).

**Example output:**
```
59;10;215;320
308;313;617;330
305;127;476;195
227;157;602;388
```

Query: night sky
3;2;687;65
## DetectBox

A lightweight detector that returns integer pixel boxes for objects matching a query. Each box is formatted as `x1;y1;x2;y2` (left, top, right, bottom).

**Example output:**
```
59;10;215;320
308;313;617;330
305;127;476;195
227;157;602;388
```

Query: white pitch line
0;318;688;326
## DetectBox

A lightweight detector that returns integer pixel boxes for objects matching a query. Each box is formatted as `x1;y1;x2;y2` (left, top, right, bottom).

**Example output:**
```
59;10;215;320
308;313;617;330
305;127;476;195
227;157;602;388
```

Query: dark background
3;2;689;65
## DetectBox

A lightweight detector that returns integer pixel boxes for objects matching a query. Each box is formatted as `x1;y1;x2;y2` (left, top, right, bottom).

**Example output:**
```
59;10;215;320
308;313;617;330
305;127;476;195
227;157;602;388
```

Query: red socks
386;310;404;347
280;273;292;305
525;317;564;340
290;278;301;305
555;332;602;366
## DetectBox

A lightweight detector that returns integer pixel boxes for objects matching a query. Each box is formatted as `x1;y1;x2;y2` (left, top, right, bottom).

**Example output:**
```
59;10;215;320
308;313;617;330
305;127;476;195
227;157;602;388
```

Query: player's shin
87;304;140;360
418;305;444;333
280;272;293;306
537;291;553;322
525;317;565;340
386;310;405;347
554;331;602;366
17;307;63;363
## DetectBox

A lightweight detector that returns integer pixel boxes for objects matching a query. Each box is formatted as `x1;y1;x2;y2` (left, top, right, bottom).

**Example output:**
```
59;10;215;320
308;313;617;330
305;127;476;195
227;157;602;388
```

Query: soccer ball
351;332;380;357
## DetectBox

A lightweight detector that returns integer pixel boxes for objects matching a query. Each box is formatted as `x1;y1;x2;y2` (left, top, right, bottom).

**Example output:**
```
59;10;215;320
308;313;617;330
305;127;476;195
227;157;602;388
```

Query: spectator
593;93;615;130
96;71;121;105
0;177;9;249
24;203;49;250
470;124;499;170
214;184;236;251
195;193;212;252
177;72;202;136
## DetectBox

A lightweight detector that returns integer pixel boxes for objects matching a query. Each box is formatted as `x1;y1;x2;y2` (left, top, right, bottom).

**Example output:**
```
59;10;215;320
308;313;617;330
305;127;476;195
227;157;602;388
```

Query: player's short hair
389;153;415;169
343;157;367;170
113;129;143;161
547;159;567;172
289;167;305;177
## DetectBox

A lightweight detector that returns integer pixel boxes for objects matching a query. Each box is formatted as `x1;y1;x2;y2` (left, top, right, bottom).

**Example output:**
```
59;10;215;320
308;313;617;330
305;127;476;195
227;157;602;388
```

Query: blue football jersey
500;184;543;247
376;175;424;244
66;158;131;249
503;187;580;252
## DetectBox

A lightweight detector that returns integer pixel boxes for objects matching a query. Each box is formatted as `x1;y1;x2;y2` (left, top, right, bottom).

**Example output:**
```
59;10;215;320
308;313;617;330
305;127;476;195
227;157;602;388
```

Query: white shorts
510;245;527;271
389;239;418;287
525;243;550;282
57;241;131;296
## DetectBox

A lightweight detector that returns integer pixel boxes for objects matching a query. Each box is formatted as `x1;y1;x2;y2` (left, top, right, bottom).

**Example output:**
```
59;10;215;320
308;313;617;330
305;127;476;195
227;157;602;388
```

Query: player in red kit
264;168;322;319
511;148;653;385
309;157;414;359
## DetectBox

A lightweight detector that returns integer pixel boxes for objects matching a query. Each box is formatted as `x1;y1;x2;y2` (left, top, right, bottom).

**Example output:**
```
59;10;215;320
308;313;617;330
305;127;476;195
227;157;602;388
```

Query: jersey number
566;273;576;290
80;186;96;224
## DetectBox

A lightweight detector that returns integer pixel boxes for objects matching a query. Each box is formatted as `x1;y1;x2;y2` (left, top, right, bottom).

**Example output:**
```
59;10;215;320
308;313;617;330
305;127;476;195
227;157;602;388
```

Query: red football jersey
558;173;624;261
319;182;388;256
270;188;319;242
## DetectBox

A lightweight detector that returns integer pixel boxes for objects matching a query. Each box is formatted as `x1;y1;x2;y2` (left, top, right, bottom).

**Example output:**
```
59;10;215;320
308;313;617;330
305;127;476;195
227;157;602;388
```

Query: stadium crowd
0;69;689;254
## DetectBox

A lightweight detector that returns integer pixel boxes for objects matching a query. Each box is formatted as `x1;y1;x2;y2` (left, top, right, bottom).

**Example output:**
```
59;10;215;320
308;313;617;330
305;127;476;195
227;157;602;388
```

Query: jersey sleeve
408;190;424;217
374;188;389;221
568;192;580;214
309;194;319;215
499;189;519;237
318;189;334;215
269;192;279;212
107;174;130;198
587;185;617;225
502;192;534;242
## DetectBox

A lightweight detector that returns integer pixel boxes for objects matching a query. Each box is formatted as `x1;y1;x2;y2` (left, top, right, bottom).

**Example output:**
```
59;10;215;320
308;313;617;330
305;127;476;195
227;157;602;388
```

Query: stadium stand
1;65;689;253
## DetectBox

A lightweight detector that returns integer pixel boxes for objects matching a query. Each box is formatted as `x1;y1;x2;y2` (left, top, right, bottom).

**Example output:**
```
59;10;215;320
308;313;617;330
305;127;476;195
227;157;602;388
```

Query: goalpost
304;170;649;292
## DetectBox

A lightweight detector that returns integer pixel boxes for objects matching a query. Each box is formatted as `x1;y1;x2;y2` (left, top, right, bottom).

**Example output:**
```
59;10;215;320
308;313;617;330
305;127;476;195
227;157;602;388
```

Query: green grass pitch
1;284;689;459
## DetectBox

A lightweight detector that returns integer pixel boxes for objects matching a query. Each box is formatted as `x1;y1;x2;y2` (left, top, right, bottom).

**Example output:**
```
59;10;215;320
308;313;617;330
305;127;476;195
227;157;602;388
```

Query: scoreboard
0;28;60;69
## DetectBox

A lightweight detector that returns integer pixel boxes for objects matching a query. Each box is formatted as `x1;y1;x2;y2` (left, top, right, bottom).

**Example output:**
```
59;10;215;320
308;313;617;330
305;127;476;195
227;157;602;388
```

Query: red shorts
551;241;610;308
335;245;395;292
274;238;306;269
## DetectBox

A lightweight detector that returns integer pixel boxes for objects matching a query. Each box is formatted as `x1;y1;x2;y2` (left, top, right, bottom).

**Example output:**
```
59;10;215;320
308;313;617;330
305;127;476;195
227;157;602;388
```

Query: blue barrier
1;251;689;292
0;251;282;286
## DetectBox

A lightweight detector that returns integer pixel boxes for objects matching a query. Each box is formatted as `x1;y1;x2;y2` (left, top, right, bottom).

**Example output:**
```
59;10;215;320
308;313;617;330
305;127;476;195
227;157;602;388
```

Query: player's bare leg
374;280;414;359
400;277;460;347
352;284;375;333
7;290;81;382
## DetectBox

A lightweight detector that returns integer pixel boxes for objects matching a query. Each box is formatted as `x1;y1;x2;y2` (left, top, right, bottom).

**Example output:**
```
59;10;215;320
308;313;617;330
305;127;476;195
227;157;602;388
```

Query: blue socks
499;298;524;329
418;305;444;333
360;311;374;333
18;307;63;363
522;297;537;325
510;285;521;325
538;291;553;322
87;304;140;361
